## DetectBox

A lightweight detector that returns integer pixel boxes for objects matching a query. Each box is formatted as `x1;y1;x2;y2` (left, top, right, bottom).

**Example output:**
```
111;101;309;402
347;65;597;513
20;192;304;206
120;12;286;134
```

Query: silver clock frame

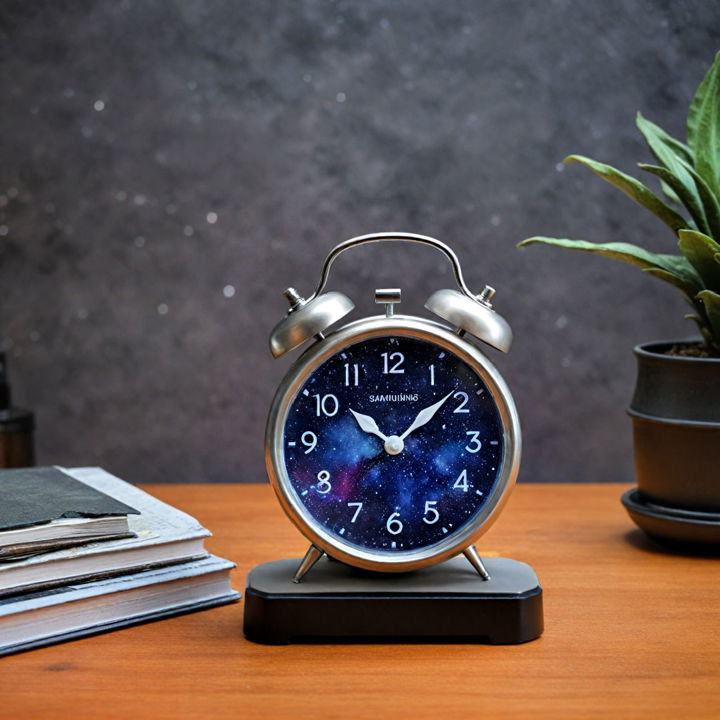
265;313;521;577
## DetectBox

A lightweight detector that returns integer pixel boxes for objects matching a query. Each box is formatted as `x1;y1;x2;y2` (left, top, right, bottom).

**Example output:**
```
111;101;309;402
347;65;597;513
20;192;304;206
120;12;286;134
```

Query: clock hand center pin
383;435;404;455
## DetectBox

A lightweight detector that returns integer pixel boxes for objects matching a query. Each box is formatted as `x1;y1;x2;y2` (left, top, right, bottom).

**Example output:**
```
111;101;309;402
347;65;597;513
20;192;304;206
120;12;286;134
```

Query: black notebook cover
0;467;139;531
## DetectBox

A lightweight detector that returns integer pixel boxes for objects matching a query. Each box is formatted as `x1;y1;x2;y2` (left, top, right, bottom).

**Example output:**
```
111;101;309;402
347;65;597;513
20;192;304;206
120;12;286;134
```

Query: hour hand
349;408;388;442
399;390;454;440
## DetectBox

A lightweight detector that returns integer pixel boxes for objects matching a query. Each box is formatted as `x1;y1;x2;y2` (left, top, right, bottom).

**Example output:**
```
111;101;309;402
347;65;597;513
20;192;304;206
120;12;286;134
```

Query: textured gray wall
0;1;717;484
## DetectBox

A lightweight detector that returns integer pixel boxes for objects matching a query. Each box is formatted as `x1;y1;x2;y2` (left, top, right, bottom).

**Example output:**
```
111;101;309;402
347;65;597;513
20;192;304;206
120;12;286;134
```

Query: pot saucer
621;488;720;549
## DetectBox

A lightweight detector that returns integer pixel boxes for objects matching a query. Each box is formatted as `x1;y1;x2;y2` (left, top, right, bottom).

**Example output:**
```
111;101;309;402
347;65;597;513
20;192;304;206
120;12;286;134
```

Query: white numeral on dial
423;500;440;525
348;502;363;523
381;352;405;374
453;391;469;413
386;512;403;535
453;469;469;492
344;363;359;386
316;470;332;494
429;364;436;385
301;431;317;453
465;431;482;453
313;393;339;417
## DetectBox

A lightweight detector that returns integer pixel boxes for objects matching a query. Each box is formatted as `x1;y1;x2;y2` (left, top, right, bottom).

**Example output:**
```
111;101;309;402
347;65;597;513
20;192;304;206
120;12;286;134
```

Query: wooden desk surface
1;483;718;720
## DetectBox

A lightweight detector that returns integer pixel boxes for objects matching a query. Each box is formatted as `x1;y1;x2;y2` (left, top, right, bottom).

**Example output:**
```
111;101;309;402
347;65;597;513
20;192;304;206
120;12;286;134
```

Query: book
0;467;211;596
1;515;134;548
0;467;139;559
0;533;135;563
0;466;139;532
0;554;239;656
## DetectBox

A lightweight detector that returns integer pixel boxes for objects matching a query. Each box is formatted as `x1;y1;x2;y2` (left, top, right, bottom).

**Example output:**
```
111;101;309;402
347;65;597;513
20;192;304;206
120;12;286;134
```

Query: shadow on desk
623;529;720;558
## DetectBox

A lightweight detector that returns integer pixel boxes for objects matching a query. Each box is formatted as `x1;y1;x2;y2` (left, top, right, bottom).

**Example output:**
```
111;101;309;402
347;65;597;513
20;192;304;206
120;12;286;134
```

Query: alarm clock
266;232;521;583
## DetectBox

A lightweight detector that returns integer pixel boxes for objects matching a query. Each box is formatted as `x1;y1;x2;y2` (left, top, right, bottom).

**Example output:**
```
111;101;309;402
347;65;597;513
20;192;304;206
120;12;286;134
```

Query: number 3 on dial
465;431;482;453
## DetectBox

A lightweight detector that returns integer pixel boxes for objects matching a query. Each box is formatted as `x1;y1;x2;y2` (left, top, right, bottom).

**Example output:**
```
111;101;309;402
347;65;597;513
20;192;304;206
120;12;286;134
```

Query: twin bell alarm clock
264;232;521;583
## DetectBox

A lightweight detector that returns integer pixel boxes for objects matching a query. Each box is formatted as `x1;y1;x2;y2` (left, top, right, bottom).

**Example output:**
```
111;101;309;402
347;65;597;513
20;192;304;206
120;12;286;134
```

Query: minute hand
399;391;454;441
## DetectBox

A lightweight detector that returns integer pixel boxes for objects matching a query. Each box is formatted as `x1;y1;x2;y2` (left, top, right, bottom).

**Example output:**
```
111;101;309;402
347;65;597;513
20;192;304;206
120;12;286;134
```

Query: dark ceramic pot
0;408;35;468
0;352;34;469
627;340;720;518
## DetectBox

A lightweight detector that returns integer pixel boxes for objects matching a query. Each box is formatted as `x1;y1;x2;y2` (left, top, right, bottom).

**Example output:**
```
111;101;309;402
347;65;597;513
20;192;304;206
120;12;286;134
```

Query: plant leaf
637;112;694;165
638;163;715;236
696;289;720;351
637;113;705;224
687;52;720;196
685;162;720;239
660;179;684;207
564;155;689;233
688;51;719;146
678;229;720;290
643;268;701;297
638;108;720;238
638;117;695;166
518;237;703;293
684;313;714;347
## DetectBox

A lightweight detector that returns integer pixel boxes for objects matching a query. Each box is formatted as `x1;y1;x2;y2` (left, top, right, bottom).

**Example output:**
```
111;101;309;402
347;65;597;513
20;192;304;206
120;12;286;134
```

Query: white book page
0;467;210;573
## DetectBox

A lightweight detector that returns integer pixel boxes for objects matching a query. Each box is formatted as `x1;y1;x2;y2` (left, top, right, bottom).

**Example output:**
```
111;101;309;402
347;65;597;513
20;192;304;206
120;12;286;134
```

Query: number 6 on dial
386;512;403;535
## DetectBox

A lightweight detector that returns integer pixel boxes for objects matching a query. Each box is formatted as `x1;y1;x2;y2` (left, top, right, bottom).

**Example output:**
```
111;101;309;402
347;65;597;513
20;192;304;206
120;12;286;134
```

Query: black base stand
243;556;543;645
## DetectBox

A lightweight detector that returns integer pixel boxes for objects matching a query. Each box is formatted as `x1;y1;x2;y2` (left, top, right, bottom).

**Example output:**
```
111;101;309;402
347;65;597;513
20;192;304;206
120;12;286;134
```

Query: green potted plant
519;52;720;548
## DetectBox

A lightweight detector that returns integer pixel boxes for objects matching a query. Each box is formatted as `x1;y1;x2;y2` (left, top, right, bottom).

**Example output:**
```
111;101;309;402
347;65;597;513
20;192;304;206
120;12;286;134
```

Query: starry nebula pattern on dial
283;335;504;554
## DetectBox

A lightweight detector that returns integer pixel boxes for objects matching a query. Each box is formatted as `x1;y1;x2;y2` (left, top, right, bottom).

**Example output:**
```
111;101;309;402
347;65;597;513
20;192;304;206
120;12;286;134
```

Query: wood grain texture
1;483;718;720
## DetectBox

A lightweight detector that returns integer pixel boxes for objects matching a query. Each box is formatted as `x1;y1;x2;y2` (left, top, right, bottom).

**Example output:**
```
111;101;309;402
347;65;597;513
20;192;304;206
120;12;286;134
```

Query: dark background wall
0;1;717;484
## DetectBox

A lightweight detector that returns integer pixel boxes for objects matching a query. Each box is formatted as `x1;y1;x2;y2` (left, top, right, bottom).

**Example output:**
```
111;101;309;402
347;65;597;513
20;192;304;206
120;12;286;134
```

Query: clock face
281;334;505;555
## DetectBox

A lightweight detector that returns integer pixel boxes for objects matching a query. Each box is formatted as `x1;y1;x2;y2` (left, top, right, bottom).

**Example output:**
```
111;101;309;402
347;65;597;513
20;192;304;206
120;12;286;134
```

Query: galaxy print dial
281;334;505;555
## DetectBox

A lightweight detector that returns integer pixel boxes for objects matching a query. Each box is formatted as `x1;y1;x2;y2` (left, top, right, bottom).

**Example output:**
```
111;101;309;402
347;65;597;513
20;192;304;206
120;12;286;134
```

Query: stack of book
0;466;238;656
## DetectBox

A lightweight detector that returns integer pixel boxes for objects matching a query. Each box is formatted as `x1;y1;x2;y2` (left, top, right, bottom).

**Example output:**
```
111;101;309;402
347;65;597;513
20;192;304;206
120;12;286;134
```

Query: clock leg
293;544;325;583
463;545;490;580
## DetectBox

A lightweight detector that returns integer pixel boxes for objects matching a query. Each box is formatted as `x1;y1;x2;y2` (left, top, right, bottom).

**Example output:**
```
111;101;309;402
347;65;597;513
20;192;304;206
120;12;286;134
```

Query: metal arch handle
308;232;477;302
